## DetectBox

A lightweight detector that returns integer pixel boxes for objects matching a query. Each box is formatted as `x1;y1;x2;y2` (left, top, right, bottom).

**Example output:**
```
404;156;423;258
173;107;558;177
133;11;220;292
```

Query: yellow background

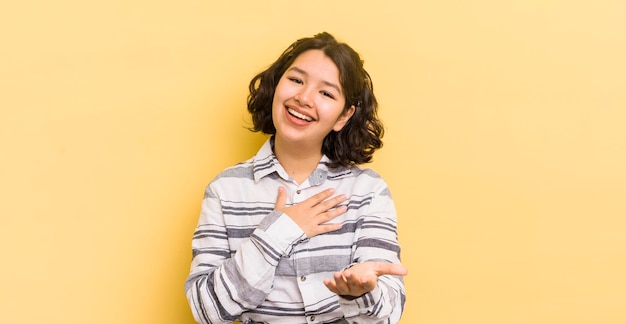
1;0;625;323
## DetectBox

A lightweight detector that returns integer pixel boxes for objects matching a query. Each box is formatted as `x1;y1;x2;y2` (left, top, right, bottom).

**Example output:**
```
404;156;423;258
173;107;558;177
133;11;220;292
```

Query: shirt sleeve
184;183;306;324
337;179;406;323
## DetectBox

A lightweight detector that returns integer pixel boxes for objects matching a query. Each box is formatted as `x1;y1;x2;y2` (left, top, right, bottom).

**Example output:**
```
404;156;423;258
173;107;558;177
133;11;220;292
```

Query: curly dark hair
247;32;384;167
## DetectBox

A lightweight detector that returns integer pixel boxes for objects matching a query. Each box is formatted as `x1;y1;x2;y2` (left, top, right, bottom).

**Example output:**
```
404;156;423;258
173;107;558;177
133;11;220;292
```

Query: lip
285;106;315;125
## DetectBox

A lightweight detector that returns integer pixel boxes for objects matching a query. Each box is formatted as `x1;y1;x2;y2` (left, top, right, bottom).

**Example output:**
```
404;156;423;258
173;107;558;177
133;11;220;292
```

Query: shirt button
296;190;301;194
300;275;306;281
310;315;316;321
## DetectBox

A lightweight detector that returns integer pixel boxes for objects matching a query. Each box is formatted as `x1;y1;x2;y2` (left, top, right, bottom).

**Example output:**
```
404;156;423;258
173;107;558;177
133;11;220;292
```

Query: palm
323;261;407;297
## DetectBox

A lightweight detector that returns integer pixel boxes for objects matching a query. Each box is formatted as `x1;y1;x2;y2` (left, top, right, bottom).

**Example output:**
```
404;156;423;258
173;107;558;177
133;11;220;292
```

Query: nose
294;88;313;107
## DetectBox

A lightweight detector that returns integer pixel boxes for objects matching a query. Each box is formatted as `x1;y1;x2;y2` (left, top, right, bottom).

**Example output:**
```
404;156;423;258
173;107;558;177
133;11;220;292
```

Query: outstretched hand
275;186;348;238
324;261;408;298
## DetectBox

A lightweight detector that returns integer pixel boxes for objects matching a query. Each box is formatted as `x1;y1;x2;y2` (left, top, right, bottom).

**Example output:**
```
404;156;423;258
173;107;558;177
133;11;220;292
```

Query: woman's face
271;49;355;150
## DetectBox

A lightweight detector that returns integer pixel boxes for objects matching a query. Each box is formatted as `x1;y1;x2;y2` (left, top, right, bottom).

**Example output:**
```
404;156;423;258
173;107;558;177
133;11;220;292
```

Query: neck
274;137;323;184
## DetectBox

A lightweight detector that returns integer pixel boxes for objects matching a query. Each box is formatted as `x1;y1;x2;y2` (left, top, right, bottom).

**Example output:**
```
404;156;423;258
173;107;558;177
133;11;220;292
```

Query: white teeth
287;108;313;122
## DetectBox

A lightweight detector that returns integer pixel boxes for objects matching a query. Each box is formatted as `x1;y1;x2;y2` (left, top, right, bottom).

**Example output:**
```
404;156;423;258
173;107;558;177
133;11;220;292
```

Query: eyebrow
287;66;342;95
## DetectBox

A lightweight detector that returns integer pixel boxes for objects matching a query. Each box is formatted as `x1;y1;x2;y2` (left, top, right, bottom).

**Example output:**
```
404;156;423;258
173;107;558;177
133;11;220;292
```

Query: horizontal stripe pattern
185;139;405;324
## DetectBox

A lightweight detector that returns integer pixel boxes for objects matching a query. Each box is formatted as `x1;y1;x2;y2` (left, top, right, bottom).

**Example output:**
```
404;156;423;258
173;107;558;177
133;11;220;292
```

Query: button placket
292;186;306;204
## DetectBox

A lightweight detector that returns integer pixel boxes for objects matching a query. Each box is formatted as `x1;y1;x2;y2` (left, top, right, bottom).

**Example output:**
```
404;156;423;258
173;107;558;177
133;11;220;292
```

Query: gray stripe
250;233;283;263
215;164;255;180
276;254;352;276
223;261;267;305
356;238;401;253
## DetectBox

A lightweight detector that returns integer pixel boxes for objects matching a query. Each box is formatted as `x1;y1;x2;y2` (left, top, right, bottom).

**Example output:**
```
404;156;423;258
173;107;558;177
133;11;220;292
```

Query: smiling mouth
287;108;313;122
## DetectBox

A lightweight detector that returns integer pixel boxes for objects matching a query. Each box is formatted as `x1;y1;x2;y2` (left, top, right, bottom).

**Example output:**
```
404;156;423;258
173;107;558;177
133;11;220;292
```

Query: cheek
271;83;287;108
273;78;292;99
320;105;345;125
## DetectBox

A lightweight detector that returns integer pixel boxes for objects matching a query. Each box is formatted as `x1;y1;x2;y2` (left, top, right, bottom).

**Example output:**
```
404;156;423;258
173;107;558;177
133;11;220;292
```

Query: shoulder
214;158;256;181
335;165;390;193
345;165;386;182
350;165;383;179
205;157;256;192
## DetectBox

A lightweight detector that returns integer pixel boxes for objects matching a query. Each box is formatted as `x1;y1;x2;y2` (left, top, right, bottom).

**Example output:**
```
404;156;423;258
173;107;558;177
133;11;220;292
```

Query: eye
321;91;335;99
288;77;303;85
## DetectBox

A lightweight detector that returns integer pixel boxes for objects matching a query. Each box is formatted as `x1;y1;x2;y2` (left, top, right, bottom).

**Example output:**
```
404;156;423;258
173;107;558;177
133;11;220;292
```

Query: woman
185;32;407;324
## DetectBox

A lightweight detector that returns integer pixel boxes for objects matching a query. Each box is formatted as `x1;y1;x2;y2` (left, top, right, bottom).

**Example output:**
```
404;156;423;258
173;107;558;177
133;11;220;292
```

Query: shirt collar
252;137;353;184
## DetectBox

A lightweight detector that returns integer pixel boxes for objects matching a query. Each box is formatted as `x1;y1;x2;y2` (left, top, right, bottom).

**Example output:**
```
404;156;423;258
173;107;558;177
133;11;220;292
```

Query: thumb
375;262;408;277
275;186;287;210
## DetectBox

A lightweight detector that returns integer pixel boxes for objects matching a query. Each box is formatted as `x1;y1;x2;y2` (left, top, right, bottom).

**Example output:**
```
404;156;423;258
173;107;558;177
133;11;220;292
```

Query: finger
345;268;380;292
342;271;365;292
343;271;377;296
317;205;347;223
274;186;287;210
333;272;350;294
357;272;378;291
314;194;347;214
374;262;408;277
303;188;335;207
323;278;339;294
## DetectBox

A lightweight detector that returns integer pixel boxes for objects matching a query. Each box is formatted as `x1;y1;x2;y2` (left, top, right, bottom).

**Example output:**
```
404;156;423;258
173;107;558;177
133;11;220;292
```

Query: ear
333;105;356;132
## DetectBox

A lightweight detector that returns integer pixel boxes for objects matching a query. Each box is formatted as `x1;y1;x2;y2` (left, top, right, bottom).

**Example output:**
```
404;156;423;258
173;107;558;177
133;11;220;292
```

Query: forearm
185;239;276;323
340;180;405;322
185;210;306;323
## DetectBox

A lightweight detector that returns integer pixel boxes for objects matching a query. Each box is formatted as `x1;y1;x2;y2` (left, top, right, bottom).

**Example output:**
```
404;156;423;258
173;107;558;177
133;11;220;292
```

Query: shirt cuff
256;210;306;257
338;285;383;318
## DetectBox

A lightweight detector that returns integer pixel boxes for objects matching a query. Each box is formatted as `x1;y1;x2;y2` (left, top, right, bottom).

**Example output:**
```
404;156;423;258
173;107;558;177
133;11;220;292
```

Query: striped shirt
185;138;405;324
